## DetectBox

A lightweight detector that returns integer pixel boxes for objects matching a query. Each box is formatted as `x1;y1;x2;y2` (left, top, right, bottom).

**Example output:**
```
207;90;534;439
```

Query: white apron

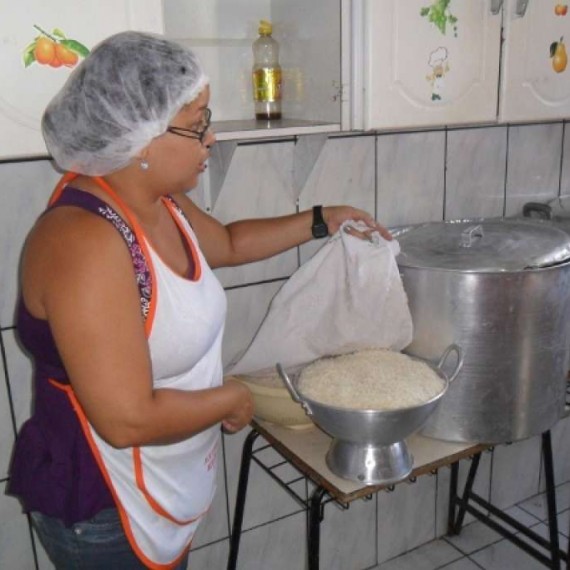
52;174;227;569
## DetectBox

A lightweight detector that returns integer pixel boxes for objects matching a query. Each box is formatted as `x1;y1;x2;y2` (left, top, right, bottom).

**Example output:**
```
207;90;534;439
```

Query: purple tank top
7;186;189;526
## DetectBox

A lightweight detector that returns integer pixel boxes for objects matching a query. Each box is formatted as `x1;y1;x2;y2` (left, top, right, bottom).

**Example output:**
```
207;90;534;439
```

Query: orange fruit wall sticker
550;37;568;73
23;25;89;69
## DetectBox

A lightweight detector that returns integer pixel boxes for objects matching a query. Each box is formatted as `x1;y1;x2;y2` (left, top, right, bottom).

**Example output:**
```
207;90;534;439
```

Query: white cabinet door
0;0;163;160
500;0;570;122
359;0;502;130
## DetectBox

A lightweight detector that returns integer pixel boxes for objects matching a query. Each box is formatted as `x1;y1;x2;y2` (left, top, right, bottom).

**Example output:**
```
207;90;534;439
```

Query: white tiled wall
490;436;543;510
376;130;445;227
377;475;437;563
0;483;37;570
213;141;299;288
320;495;376;570
0;161;60;327
2;122;570;569
445;127;507;220
505;123;564;216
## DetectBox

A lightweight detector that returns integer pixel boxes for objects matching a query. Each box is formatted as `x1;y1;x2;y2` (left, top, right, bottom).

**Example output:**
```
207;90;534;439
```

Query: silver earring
140;160;149;171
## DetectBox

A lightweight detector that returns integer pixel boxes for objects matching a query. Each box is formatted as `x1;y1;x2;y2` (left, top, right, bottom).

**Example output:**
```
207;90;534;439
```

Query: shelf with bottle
163;0;347;140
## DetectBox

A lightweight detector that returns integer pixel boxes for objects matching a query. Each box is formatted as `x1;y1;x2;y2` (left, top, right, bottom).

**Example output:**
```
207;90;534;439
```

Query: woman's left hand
323;206;392;241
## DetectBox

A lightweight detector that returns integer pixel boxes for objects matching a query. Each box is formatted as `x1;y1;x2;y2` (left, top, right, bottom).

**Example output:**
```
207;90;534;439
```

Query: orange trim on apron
132;447;209;526
49;379;192;570
49;171;77;205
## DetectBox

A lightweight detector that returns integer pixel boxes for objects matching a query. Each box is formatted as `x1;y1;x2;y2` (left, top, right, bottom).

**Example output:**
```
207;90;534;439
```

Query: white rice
298;349;445;410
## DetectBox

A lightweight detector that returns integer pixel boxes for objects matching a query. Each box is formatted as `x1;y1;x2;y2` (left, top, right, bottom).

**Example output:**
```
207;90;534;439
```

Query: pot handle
522;202;553;220
461;225;483;248
276;363;313;416
436;344;464;383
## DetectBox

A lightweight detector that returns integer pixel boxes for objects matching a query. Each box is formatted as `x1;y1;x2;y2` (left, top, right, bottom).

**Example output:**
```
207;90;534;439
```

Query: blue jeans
31;508;190;569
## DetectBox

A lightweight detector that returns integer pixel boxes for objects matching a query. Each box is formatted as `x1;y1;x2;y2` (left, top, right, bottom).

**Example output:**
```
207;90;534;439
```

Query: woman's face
148;86;215;193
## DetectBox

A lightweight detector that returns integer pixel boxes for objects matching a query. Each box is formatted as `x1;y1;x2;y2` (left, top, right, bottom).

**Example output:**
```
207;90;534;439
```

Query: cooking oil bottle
252;20;282;120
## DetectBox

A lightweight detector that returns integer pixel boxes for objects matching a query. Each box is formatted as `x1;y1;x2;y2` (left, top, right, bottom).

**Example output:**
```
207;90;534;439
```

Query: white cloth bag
228;221;414;376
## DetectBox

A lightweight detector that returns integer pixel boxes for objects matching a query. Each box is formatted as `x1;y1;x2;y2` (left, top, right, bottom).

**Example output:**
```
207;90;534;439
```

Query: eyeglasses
166;108;212;144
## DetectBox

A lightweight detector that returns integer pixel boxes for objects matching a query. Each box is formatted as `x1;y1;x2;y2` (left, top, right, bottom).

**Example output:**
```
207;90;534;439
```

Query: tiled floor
373;483;570;570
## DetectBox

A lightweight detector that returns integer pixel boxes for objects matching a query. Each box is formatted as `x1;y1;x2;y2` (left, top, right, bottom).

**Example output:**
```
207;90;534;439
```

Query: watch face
312;223;328;238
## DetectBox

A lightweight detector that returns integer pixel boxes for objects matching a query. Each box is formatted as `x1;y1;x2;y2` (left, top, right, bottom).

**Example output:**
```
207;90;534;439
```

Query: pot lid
394;218;570;271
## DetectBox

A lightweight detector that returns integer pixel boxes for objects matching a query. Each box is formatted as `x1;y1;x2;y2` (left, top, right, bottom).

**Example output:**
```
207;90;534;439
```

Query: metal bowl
277;344;463;484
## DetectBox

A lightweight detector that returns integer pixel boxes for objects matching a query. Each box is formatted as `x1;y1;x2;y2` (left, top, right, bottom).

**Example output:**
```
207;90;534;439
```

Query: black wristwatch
311;205;328;239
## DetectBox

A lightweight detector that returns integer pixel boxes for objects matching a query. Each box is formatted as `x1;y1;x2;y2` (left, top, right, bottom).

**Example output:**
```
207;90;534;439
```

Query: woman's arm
172;192;391;269
23;209;252;449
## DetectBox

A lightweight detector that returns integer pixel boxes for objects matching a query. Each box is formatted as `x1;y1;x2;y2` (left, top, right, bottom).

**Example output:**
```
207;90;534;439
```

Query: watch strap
311;205;328;238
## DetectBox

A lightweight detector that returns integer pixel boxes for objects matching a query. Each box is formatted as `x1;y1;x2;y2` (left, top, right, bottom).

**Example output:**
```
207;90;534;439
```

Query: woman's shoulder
25;206;133;276
21;203;136;320
33;202;125;254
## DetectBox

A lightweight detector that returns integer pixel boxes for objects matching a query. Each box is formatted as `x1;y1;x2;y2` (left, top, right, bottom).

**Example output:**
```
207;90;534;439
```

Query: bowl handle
276;363;313;416
436;344;464;383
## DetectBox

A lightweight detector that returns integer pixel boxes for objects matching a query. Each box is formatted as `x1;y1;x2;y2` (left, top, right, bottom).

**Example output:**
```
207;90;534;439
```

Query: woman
8;31;390;569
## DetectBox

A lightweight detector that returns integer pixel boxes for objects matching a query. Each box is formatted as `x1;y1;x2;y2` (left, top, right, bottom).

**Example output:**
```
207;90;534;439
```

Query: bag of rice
227;221;413;375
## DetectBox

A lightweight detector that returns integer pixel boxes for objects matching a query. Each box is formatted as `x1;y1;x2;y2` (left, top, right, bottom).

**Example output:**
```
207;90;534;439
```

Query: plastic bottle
252;20;282;120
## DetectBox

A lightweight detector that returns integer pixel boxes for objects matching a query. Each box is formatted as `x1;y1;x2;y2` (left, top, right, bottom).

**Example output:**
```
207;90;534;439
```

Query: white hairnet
42;31;209;176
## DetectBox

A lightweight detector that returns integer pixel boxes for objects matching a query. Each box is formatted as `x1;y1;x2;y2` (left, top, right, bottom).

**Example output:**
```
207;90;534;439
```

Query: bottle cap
259;20;272;35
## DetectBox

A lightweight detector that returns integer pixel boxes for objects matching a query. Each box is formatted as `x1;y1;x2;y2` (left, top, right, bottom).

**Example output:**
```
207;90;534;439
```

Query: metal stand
226;420;492;570
448;431;567;569
308;487;327;569
227;429;334;570
227;430;259;570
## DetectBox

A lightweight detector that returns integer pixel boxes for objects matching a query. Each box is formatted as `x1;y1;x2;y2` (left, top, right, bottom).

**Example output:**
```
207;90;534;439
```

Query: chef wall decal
426;47;450;102
419;1;457;103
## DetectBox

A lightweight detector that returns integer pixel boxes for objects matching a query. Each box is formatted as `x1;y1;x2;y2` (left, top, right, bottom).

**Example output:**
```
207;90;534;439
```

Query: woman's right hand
221;377;254;434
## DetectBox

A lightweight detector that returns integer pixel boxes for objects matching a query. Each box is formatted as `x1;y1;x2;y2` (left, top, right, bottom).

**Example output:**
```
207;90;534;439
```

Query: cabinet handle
515;0;529;17
490;0;503;15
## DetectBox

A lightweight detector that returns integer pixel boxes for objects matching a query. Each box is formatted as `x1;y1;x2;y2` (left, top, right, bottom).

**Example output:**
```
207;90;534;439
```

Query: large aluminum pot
394;218;570;443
